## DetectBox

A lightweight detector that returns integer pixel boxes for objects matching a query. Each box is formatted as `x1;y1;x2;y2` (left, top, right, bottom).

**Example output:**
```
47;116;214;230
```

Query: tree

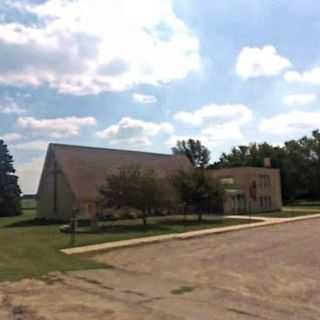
99;166;171;226
171;169;225;221
172;139;210;168
0;140;21;216
210;130;320;203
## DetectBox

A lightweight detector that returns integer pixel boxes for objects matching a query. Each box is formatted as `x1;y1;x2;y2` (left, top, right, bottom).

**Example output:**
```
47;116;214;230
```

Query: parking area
1;218;320;319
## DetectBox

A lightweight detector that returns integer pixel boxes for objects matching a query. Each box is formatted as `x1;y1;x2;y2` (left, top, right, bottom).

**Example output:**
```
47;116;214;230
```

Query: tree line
210;130;320;202
172;130;320;203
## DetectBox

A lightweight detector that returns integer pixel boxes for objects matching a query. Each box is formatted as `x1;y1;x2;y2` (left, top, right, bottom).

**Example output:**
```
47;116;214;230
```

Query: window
259;175;271;189
260;197;264;208
232;196;236;213
220;177;234;185
232;195;246;213
266;176;271;188
268;196;272;209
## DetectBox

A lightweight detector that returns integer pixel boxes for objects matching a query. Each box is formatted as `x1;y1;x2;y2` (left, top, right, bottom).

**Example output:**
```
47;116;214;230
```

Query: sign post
70;205;79;246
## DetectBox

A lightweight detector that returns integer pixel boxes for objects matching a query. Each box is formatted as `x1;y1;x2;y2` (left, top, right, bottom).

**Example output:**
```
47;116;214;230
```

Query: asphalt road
1;218;320;319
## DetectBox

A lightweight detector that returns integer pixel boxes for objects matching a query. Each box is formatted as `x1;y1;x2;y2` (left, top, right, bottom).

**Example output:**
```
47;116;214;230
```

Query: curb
61;213;320;255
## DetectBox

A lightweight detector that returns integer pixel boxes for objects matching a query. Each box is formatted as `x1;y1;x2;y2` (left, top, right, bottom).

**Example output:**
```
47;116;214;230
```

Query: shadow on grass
5;218;64;228
75;223;170;235
286;201;320;207
72;217;228;235
157;217;225;226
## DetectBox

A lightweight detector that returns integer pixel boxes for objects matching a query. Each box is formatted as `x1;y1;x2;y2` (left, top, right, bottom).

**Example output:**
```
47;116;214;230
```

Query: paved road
1;218;320;319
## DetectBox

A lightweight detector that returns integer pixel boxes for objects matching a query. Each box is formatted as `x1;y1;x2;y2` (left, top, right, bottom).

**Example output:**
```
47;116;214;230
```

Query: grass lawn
0;210;257;282
0;210;104;282
255;206;320;218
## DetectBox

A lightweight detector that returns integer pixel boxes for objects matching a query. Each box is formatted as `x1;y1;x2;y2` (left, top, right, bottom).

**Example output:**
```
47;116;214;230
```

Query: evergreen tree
0;140;21;216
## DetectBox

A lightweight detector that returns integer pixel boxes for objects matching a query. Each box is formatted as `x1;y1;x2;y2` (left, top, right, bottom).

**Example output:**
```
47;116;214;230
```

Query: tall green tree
172;139;211;168
0;140;21;216
211;130;320;202
171;169;225;221
99;166;173;226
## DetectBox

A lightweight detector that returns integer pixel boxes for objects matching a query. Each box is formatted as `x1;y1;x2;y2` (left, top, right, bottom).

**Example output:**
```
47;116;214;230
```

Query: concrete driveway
1;218;320;319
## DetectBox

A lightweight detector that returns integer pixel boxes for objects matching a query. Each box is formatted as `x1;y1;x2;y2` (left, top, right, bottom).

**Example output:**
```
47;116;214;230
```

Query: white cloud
236;45;292;79
17;116;96;138
0;99;26;114
283;93;316;107
260;111;320;135
0;133;22;142
174;104;253;126
0;0;200;95
16;156;45;194
12;140;48;151
284;67;320;85
166;125;248;148
97;117;174;146
172;104;253;146
132;93;158;104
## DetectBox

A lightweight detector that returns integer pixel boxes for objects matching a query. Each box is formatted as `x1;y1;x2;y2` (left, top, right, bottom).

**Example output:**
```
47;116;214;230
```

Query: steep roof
43;143;191;202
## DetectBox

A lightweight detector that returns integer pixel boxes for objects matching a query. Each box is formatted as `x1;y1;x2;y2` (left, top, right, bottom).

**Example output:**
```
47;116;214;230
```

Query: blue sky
1;0;320;193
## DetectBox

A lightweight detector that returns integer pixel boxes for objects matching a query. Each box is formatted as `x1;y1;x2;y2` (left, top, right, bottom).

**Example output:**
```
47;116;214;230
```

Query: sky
1;0;320;194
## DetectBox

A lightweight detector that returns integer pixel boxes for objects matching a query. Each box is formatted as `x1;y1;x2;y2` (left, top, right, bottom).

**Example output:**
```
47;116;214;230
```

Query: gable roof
40;143;191;202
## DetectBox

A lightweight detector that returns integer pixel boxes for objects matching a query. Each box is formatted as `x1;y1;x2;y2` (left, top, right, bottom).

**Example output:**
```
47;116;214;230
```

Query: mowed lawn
0;209;255;282
256;203;320;218
0;210;104;282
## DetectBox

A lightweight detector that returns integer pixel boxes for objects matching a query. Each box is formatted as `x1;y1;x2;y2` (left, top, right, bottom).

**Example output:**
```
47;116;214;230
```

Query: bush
98;166;175;226
170;168;225;221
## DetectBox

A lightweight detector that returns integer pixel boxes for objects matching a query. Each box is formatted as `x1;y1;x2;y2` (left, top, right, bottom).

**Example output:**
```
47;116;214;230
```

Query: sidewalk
61;213;320;255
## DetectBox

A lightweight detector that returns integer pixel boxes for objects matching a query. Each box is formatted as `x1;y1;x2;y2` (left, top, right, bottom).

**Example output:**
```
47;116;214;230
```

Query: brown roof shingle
49;143;191;202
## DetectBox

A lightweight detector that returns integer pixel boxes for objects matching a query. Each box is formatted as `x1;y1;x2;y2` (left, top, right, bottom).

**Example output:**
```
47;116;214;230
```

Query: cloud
17;116;96;138
96;117;174;146
172;104;253;146
0;99;26;114
0;0;200;95
0;132;22;142
16;156;44;194
174;104;253;126
12;140;48;151
260;111;320;135
166;125;249;148
236;45;292;79
283;93;317;107
284;67;320;85
132;93;158;104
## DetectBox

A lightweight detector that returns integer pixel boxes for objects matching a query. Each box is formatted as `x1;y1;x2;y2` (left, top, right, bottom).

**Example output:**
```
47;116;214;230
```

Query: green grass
0;210;256;282
171;286;195;295
288;200;320;208
0;210;104;282
255;206;320;218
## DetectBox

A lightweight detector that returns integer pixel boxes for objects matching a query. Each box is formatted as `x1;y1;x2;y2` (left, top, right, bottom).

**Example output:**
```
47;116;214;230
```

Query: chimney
264;157;271;168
